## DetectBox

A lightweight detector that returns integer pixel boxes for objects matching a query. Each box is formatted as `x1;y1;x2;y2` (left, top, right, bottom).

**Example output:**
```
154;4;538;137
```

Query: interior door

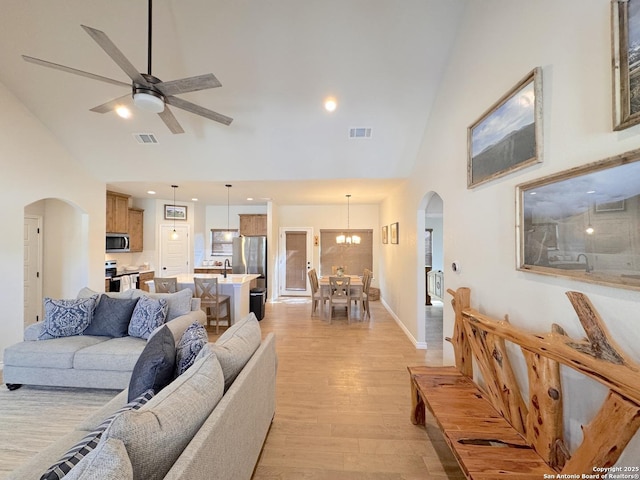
24;215;43;326
159;224;190;277
279;227;313;296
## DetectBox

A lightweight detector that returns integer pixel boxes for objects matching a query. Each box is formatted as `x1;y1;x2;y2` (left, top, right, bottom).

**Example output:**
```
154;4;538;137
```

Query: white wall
0;82;105;359
381;0;640;465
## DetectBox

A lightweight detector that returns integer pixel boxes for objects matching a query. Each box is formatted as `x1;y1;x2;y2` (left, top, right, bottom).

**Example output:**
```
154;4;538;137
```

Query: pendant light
224;184;233;241
336;194;360;245
170;185;179;240
585;203;594;235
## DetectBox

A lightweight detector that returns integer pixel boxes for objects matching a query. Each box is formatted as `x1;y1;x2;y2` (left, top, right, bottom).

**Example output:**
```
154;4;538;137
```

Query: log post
448;288;472;377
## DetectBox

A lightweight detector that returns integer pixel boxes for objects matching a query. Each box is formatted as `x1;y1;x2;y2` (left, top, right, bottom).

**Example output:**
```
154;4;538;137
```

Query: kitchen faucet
223;258;231;278
576;253;592;272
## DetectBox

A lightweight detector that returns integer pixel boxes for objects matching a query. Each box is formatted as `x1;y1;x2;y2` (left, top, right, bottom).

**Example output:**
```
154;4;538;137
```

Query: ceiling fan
21;0;232;134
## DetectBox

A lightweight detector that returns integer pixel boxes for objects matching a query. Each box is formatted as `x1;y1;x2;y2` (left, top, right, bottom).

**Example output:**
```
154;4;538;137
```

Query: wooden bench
409;287;640;479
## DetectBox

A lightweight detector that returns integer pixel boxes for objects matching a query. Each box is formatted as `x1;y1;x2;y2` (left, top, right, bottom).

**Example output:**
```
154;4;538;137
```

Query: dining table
318;275;364;318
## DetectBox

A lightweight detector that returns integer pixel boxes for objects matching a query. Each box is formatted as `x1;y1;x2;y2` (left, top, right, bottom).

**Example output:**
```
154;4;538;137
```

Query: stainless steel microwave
106;233;130;253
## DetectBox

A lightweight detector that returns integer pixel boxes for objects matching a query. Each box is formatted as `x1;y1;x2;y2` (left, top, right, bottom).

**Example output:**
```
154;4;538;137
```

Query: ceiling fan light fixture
116;105;131;118
133;90;165;113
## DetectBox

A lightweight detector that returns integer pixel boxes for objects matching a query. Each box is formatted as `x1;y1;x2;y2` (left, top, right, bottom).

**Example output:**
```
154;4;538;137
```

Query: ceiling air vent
349;127;372;139
133;133;159;144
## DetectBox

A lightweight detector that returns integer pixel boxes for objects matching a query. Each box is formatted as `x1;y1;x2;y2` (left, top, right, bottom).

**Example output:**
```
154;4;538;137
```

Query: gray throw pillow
134;288;193;321
128;326;176;402
175;322;208;376
211;312;261;391
128;296;168;339
83;295;139;337
40;295;99;339
63;438;133;480
40;389;154;480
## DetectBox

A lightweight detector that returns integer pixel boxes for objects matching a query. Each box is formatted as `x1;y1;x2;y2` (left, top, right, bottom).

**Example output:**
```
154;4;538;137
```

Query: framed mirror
516;148;640;291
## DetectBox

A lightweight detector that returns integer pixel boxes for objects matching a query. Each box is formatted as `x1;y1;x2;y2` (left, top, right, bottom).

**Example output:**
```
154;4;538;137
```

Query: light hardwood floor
208;297;465;480
0;297;461;478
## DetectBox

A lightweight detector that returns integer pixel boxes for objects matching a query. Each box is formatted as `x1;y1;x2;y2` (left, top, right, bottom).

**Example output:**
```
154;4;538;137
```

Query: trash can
250;287;266;320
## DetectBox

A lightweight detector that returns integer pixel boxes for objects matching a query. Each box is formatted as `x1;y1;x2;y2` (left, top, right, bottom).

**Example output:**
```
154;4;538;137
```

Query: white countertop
144;273;260;286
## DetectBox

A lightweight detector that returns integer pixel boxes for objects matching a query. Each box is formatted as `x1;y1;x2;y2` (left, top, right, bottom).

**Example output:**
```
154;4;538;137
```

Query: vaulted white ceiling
0;0;465;205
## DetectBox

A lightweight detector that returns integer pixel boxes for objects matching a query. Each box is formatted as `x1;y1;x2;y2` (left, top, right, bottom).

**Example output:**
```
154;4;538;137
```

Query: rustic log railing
442;286;640;473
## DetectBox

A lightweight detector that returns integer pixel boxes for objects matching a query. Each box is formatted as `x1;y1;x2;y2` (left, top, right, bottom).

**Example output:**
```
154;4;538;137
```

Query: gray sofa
3;288;204;390
8;313;277;480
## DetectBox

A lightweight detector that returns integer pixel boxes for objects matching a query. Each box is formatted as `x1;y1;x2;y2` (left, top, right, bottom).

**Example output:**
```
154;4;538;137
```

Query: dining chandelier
336;194;360;245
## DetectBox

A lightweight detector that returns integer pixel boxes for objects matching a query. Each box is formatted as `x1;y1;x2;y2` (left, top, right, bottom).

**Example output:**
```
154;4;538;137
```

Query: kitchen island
146;273;261;325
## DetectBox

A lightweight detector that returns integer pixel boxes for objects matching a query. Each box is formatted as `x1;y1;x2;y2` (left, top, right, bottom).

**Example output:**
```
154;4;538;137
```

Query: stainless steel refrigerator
232;236;267;288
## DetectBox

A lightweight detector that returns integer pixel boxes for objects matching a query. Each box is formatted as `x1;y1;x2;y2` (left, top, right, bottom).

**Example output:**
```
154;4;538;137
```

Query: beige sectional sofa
3;288;203;390
8;313;277;480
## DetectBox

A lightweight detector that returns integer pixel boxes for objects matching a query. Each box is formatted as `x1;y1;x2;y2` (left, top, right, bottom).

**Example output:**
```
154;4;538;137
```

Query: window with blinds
319;229;373;277
211;229;238;256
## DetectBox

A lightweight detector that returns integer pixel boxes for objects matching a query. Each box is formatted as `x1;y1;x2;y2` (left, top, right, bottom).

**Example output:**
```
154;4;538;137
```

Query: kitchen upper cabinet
239;214;267;236
128;207;144;252
106;191;130;233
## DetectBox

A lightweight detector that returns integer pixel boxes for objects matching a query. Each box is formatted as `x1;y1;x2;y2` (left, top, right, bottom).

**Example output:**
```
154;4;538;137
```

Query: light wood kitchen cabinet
128;207;144;252
106;191;130;233
139;271;154;292
239;214;267;236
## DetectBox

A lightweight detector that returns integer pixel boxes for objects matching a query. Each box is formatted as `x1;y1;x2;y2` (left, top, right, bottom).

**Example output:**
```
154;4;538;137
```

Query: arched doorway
24;197;90;326
417;192;444;363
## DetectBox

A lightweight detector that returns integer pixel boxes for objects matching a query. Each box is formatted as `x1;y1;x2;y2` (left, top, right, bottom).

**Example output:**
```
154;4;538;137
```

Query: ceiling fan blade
89;94;132;114
157;107;185;134
22;55;130;88
155;73;222;96
165;96;233;126
81;25;147;85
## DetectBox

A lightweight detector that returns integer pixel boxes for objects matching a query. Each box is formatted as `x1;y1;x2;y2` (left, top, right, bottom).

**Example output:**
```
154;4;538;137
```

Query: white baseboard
379;298;427;350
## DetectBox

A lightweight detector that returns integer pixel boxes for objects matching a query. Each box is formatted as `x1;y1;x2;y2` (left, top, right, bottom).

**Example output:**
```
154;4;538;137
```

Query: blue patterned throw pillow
128;295;168;339
39;295;98;339
175;322;208;376
40;389;154;480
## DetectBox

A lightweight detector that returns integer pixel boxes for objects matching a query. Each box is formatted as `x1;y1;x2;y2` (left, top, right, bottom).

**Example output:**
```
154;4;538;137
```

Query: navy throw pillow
83;295;139;337
127;325;176;402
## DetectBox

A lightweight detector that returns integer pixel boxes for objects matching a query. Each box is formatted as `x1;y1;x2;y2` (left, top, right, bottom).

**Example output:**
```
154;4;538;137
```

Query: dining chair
328;276;351;323
153;277;178;293
350;269;370;319
194;277;231;334
307;269;326;317
361;269;373;320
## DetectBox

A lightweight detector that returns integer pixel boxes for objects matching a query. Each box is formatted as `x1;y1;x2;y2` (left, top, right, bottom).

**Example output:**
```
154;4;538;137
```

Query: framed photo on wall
390;222;399;244
164;204;187;220
612;0;640;130
468;67;543;188
382;225;389;244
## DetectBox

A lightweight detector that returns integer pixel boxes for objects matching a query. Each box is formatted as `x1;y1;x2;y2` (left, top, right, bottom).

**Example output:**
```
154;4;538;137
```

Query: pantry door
159;224;190;277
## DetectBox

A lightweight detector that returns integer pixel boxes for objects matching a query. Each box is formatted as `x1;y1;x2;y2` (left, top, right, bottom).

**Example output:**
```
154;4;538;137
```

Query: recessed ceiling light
324;97;337;112
247;197;254;201
192;198;198;202
147;190;156;195
116;106;131;118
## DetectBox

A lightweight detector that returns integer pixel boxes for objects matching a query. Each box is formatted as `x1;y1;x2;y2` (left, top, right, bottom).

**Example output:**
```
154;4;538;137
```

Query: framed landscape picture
390;222;399;244
164;204;187;220
612;0;640;130
468;67;543;188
